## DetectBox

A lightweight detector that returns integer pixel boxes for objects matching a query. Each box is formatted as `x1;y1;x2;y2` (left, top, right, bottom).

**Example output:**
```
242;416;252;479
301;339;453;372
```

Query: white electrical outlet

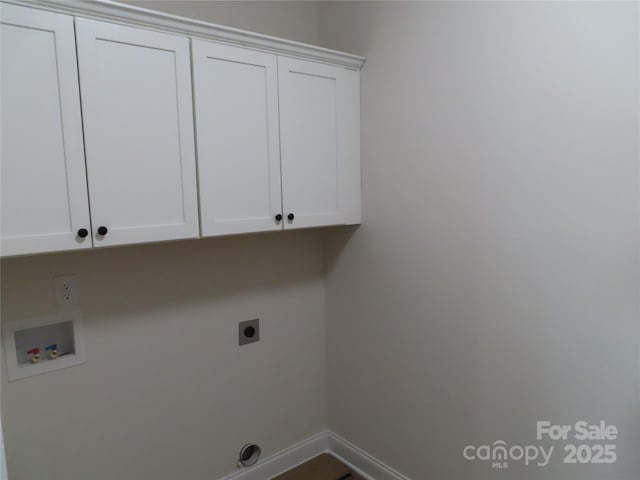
54;275;78;306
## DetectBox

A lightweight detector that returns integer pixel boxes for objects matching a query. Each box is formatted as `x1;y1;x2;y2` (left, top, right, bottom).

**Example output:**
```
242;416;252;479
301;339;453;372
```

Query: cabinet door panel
0;4;91;256
193;41;282;236
278;57;361;229
75;19;198;247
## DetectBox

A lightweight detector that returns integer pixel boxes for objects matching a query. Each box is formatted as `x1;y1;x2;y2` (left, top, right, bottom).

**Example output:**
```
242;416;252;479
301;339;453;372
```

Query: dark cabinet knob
97;226;108;236
287;213;295;221
77;228;88;238
275;214;282;222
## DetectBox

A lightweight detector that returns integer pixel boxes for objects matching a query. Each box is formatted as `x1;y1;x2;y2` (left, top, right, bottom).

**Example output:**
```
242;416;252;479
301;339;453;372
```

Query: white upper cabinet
192;40;283;236
278;57;361;230
75;19;199;247
1;1;363;255
0;4;92;257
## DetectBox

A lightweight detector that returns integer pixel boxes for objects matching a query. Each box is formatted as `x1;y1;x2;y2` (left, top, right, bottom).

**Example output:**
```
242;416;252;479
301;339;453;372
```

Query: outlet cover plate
54;274;78;306
239;319;260;346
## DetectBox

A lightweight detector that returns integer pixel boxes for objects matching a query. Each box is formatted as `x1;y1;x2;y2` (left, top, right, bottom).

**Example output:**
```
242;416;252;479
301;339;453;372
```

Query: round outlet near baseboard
238;443;261;467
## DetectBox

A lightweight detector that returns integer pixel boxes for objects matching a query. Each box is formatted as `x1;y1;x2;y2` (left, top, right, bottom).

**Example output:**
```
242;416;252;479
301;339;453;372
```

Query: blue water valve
45;344;58;359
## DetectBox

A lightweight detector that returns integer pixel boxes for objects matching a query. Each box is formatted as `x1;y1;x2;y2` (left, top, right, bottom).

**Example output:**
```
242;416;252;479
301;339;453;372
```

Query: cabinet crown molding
2;0;366;70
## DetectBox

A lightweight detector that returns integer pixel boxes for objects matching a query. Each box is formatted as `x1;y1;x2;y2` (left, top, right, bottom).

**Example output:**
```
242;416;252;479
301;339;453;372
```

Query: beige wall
1;232;327;480
320;2;639;479
123;0;320;44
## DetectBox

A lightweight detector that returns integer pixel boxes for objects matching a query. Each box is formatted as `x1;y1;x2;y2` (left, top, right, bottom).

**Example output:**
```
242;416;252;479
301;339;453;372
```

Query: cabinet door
278;57;361;229
0;4;91;257
75;19;198;247
193;41;282;236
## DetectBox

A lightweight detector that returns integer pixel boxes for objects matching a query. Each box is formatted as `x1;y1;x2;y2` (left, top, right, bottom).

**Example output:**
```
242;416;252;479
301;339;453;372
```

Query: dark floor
272;454;365;480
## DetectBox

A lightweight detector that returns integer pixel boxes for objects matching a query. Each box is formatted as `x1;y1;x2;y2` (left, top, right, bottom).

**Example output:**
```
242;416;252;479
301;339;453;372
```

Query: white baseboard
217;430;410;480
219;431;329;480
328;432;411;480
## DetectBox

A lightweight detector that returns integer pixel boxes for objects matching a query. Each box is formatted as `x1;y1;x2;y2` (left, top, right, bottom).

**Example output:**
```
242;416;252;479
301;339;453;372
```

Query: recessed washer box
3;312;85;381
